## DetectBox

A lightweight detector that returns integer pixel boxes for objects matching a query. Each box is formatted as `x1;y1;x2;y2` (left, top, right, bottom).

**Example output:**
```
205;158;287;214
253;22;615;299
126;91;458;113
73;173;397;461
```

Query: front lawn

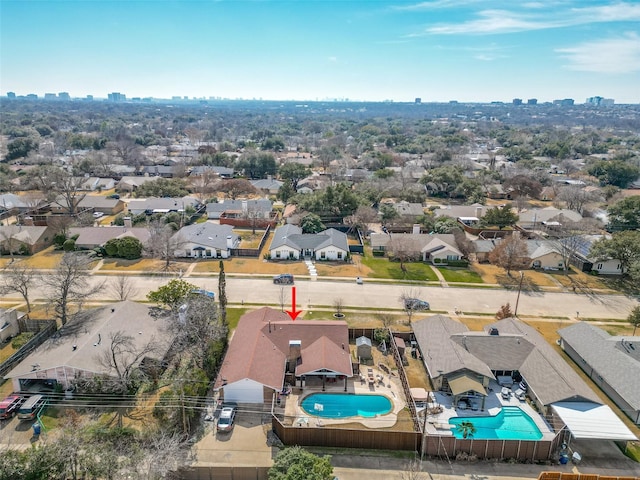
360;257;438;282
436;267;483;283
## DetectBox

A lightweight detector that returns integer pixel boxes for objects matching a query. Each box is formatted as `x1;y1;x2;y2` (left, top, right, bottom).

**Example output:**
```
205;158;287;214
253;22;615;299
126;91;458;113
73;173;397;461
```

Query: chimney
412;224;420;234
123;216;132;228
288;340;301;372
475;206;483;218
267;174;273;182
226;235;233;249
242;200;248;214
23;216;34;226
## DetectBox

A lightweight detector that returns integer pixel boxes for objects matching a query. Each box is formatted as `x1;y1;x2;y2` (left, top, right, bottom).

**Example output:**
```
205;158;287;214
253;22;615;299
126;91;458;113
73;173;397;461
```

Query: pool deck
281;366;406;429
422;380;555;440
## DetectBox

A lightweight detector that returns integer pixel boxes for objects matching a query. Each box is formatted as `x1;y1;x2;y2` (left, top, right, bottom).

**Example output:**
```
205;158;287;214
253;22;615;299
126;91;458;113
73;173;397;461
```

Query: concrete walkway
430;265;450;288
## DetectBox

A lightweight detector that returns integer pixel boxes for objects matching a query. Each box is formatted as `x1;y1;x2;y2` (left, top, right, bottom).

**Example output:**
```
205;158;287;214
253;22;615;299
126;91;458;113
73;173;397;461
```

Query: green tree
269;446;333;480
587;160;640;188
147;279;197;311
134;178;189;197
607;196;640;231
481;204;519;229
589;231;640;275
116;236;143;259
279;162;310;190
238;151;277;179
5;137;38;160
218;260;227;326
300;213;325;233
457;420;477;439
628;306;640;336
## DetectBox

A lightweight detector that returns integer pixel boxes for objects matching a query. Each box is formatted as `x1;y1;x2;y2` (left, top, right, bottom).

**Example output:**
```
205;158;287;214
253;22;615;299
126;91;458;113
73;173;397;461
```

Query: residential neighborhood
1;94;640;479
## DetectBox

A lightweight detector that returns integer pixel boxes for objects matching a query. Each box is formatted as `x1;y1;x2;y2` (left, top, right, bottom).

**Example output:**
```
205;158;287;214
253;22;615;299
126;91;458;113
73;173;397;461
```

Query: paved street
1;274;638;320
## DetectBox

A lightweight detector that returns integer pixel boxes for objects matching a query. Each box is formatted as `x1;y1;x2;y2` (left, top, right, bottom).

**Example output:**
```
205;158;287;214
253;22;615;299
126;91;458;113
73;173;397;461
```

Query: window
185;249;190;257
447;255;458;260
597;263;603;270
275;251;281;258
205;249;211;257
320;251;326;259
337;252;342;259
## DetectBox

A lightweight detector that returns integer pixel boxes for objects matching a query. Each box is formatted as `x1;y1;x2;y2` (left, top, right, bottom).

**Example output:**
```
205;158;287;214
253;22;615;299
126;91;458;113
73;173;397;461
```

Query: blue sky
1;0;639;103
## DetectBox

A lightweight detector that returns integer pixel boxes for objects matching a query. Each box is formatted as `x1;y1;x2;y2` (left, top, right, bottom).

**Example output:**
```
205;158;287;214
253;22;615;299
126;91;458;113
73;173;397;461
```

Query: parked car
217;406;236;433
273;273;294;285
0;394;24;420
404;298;430;311
108;194;120;199
92;211;104;218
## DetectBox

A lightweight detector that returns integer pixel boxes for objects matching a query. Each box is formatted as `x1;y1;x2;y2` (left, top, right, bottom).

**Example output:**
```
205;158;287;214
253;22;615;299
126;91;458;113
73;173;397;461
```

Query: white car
92;212;104;218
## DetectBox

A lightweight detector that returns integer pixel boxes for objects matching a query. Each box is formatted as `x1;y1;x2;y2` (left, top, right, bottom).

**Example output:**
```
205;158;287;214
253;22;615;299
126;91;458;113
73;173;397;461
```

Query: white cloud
416;2;640;35
556;33;640;73
328;56;338;62
393;0;483;11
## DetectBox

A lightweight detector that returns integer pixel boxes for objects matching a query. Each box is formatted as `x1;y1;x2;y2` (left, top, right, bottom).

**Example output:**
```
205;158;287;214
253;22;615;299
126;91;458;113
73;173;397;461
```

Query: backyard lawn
361;257;438;282
436;266;483;283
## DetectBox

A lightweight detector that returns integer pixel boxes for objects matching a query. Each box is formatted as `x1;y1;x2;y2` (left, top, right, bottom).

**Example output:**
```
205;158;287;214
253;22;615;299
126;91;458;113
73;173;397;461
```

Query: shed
355;336;372;360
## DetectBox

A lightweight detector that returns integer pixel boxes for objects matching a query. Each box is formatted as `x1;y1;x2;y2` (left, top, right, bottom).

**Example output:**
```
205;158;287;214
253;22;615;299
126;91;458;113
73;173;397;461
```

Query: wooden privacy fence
423;434;555;462
177;466;269;480
0;320;57;378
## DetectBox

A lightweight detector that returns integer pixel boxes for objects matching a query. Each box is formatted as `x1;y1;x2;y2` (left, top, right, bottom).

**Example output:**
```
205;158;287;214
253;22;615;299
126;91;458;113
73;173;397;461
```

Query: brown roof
216;307;352;391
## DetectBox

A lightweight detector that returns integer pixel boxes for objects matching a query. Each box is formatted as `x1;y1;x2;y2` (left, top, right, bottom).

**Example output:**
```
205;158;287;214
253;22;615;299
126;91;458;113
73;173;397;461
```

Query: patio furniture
367;368;375;386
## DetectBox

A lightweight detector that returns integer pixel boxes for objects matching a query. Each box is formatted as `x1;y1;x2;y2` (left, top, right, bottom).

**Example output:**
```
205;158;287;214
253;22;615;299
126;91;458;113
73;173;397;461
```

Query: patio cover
552;402;637;441
448;375;487;397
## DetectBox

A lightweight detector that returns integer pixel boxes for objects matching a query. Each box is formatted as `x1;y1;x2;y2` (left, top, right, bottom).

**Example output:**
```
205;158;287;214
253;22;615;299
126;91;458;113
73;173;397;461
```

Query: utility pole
514;271;524;318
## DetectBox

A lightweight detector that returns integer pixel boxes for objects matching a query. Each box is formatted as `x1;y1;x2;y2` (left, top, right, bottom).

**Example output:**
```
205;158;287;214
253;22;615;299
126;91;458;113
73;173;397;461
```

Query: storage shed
355;336;372;360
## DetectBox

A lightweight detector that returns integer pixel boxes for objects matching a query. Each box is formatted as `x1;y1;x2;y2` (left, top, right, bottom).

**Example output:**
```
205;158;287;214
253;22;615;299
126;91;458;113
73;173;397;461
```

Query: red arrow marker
286;286;302;321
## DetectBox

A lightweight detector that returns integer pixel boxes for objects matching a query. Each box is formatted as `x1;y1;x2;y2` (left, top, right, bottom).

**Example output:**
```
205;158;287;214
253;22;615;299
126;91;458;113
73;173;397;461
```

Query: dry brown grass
314;261;372;278
0;258;14;268
548;267;610;290
20;246;64;269
194;258;309;274
100;258;174;272
232;228;271;249
471;263;557;288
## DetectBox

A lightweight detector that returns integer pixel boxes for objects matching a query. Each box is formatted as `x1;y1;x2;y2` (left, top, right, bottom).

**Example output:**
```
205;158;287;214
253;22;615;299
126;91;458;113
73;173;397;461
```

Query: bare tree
556;185;599;215
377;312;395;329
0;263;36;312
278;285;287;312
400;459;426;480
41;252;105;326
0;227;21;261
387;235;422;273
171;295;226;371
136;429;193;480
333;298;344;317
496;303;514;320
344;205;379;236
488;234;531;277
400;288;422;324
108;275;139;301
145;220;185;272
549;219;601;274
96;330;160;395
36;166;86;215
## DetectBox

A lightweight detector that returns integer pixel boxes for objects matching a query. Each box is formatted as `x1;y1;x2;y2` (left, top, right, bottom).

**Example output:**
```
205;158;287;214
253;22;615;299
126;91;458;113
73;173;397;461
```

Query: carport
551;402;637;442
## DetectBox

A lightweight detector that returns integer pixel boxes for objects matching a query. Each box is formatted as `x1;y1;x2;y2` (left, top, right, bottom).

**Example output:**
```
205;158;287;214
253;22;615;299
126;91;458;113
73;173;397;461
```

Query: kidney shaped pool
301;393;392;419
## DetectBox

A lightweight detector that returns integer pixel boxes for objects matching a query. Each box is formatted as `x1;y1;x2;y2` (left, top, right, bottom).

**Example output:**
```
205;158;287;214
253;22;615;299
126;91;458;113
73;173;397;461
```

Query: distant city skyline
1;1;639;104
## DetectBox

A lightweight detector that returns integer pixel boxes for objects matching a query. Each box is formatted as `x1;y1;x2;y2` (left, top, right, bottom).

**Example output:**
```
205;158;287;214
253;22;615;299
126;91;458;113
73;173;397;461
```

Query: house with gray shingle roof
559;322;640;425
370;233;463;264
172;223;239;259
517;207;582;230
206;199;272;220
68;226;151;250
0;225;54;254
250;176;283;194
127;196;201;215
412;315;601;415
269;224;348;261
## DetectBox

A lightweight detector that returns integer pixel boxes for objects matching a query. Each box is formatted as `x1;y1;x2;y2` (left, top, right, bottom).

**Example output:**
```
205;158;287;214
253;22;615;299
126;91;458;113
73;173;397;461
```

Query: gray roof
356;336;372;347
390;201;424;217
370;233;457;252
173;223;237;250
190;165;234;177
433;204;488;219
525;240;560;259
77;196;122;209
411;315;495;380
68;227;151;249
0;225;50;246
517;207;582;224
251;178;283;190
559;322;640;411
487;318;601;406
127;196;200;213
5;301;172;379
269;225;348;252
206;199;272;216
0;193;46;210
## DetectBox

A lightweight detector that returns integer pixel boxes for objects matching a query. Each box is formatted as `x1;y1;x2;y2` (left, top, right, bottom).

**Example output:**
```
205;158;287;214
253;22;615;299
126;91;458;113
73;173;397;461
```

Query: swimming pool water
449;406;543;440
301;393;392;418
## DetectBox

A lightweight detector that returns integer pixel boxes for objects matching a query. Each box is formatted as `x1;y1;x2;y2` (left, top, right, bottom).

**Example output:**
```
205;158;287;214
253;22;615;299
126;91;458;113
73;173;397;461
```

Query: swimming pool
301;393;392;419
449;406;543;440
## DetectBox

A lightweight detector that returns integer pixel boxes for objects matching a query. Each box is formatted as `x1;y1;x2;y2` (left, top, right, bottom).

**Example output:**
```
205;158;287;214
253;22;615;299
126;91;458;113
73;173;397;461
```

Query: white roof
551;402;637;441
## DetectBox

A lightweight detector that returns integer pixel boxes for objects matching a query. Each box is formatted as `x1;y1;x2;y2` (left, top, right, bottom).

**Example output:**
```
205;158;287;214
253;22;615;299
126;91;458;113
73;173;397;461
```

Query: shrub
53;232;67;249
11;332;35;349
447;259;470;267
434;258;442;264
62;238;76;251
